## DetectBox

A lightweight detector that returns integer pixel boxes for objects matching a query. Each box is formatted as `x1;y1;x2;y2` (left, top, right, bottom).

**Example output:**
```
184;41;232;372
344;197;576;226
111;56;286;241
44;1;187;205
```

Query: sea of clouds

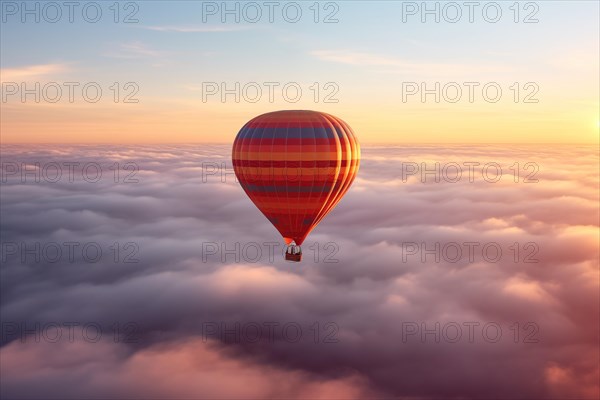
1;144;598;399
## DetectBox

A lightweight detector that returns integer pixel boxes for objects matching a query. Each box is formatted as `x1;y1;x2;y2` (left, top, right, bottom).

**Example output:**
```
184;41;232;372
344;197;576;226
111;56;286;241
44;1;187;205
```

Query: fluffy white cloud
1;144;598;399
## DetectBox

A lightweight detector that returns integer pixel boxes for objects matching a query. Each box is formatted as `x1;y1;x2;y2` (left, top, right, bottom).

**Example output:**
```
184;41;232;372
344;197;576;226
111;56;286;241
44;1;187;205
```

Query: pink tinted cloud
1;331;375;399
0;144;597;399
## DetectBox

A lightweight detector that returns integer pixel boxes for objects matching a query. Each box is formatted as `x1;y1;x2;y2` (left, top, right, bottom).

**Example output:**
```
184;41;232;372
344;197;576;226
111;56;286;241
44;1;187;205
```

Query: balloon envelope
232;110;360;245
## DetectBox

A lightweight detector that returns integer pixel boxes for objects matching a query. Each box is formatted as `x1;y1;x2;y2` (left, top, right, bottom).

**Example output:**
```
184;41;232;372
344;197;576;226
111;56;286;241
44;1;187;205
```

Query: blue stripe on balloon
240;126;336;139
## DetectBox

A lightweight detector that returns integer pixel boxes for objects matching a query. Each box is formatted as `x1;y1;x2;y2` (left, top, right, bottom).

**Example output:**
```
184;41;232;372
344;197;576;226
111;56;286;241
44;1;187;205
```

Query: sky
1;143;598;398
1;0;599;143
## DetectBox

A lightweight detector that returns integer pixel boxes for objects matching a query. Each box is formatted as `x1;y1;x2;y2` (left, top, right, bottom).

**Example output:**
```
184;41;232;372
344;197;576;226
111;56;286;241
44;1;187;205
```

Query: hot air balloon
232;110;360;262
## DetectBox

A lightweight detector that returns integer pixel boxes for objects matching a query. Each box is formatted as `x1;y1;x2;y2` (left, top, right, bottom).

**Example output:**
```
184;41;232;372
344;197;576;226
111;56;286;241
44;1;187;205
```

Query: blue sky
1;1;598;143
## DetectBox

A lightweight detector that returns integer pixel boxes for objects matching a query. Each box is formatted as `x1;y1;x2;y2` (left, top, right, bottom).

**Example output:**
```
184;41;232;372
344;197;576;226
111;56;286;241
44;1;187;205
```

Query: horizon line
1;142;598;146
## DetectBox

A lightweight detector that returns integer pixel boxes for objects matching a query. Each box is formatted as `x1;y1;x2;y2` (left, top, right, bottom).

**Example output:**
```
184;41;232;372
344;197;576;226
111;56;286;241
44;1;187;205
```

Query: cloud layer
1;144;598;399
